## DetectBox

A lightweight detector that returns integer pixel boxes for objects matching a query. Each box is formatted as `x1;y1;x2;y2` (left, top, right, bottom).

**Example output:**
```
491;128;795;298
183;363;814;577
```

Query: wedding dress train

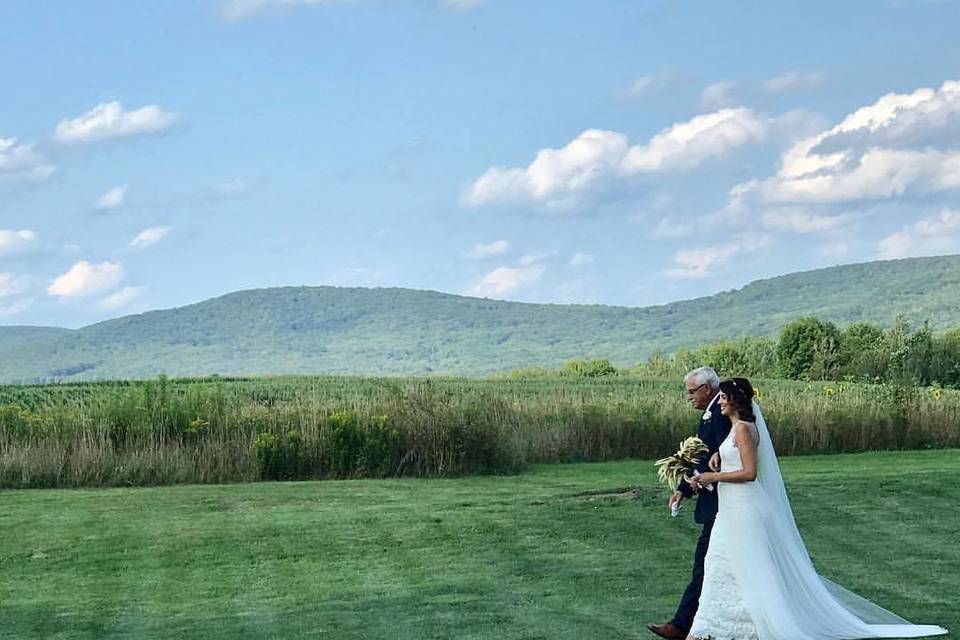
688;401;947;640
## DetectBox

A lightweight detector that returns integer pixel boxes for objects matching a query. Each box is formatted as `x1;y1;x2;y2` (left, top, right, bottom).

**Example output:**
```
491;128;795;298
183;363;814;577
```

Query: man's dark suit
670;394;732;633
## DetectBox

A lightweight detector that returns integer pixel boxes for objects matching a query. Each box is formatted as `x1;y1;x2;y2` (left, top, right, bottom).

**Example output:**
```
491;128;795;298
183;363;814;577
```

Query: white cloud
463;108;771;208
618;72;683;100
744;148;960;204
620;75;659;99
130;226;171;249
467;263;546;298
0;137;54;179
518;251;553;266
0;273;29;299
217;177;252;196
222;0;354;20
759;209;852;233
877;232;912;260
48;261;124;300
877;209;960;259
732;80;960;206
96;185;127;210
100;286;147;311
462;129;629;208
699;81;738;110
0;298;32;319
623;108;769;173
0;229;36;255
666;234;771;280
617;72;688;101
465;240;509;259
667;245;740;280
568;252;594;267
54;102;179;145
647;216;695;240
763;71;826;93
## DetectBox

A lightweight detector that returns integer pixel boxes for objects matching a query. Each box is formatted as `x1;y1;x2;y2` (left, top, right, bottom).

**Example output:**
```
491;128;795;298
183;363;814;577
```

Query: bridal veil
727;400;948;639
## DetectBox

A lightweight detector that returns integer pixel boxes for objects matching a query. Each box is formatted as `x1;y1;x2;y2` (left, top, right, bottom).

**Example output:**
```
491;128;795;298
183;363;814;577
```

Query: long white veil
728;400;947;639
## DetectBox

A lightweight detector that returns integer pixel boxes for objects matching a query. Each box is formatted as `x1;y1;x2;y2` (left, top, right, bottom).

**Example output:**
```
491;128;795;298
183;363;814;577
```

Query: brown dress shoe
647;622;687;639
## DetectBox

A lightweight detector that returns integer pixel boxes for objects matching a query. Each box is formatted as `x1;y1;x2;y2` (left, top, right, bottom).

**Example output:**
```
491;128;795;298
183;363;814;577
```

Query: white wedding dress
688;401;948;640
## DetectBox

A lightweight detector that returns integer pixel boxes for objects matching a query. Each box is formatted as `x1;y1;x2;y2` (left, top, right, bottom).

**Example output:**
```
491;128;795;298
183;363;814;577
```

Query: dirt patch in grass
573;486;647;501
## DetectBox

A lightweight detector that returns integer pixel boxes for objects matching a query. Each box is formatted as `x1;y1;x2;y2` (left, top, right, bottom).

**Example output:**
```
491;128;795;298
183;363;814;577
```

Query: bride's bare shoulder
733;420;759;442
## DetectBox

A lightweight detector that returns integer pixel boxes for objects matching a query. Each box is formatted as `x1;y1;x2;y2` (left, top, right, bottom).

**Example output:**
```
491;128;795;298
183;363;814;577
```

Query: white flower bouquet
655;436;711;515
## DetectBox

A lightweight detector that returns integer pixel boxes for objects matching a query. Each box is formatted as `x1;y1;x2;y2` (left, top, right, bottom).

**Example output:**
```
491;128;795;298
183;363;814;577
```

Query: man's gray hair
685;366;720;390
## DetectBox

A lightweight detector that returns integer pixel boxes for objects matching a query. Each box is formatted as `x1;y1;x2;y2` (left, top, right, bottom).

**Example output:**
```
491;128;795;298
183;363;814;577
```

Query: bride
685;377;948;640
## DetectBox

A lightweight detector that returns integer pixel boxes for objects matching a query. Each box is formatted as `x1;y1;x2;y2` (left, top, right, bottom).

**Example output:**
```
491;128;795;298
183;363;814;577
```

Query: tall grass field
1;375;958;488
0;450;954;639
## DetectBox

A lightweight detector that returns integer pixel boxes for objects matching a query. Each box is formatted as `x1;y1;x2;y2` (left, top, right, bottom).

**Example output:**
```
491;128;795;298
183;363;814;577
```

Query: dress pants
671;519;714;633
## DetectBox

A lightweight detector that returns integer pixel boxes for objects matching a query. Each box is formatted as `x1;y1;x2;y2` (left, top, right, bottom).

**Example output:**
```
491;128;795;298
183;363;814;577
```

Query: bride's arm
696;422;758;485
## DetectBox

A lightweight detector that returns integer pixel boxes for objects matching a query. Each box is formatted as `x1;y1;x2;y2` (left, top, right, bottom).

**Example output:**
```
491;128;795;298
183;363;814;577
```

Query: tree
776;317;841;379
901;322;934;385
932;328;960;387
839;322;888;381
840;323;885;362
882;317;935;384
698;340;745;378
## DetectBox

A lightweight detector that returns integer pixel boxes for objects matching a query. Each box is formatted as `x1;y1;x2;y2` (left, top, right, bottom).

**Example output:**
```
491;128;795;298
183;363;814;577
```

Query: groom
648;366;732;640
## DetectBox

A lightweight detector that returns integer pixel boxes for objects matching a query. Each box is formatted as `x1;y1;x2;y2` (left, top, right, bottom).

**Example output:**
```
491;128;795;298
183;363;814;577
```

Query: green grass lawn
0;450;956;639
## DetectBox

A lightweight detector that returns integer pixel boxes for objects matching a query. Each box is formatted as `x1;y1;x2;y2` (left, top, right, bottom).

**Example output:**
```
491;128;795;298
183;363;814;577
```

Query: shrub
254;430;307;481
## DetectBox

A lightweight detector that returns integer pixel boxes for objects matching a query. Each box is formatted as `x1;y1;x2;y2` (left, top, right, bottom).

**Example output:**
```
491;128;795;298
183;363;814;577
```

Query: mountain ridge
1;254;958;382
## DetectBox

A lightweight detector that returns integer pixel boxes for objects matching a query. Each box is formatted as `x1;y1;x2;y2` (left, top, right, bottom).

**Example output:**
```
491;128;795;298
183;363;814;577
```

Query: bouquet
655;436;710;516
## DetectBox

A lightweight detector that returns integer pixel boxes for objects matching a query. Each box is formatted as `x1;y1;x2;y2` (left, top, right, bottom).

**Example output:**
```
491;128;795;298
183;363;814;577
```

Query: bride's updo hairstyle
719;377;756;422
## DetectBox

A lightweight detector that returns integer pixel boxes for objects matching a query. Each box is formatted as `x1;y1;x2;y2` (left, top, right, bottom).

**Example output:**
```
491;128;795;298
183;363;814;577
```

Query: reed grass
0;375;957;488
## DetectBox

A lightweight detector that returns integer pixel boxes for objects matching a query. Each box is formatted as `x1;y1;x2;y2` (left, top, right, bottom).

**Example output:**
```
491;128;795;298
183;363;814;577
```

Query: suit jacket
676;393;733;524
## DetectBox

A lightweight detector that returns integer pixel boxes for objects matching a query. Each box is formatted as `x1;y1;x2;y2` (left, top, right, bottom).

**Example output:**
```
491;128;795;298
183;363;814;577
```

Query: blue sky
2;0;960;328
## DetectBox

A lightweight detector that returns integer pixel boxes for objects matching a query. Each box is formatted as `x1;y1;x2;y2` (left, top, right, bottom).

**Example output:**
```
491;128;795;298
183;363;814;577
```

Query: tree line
511;317;960;387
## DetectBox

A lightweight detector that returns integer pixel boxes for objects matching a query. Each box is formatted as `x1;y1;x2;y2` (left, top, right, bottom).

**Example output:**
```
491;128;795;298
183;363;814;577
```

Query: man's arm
668;423;706;506
694;415;729;487
675;419;715;497
672;413;725;501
